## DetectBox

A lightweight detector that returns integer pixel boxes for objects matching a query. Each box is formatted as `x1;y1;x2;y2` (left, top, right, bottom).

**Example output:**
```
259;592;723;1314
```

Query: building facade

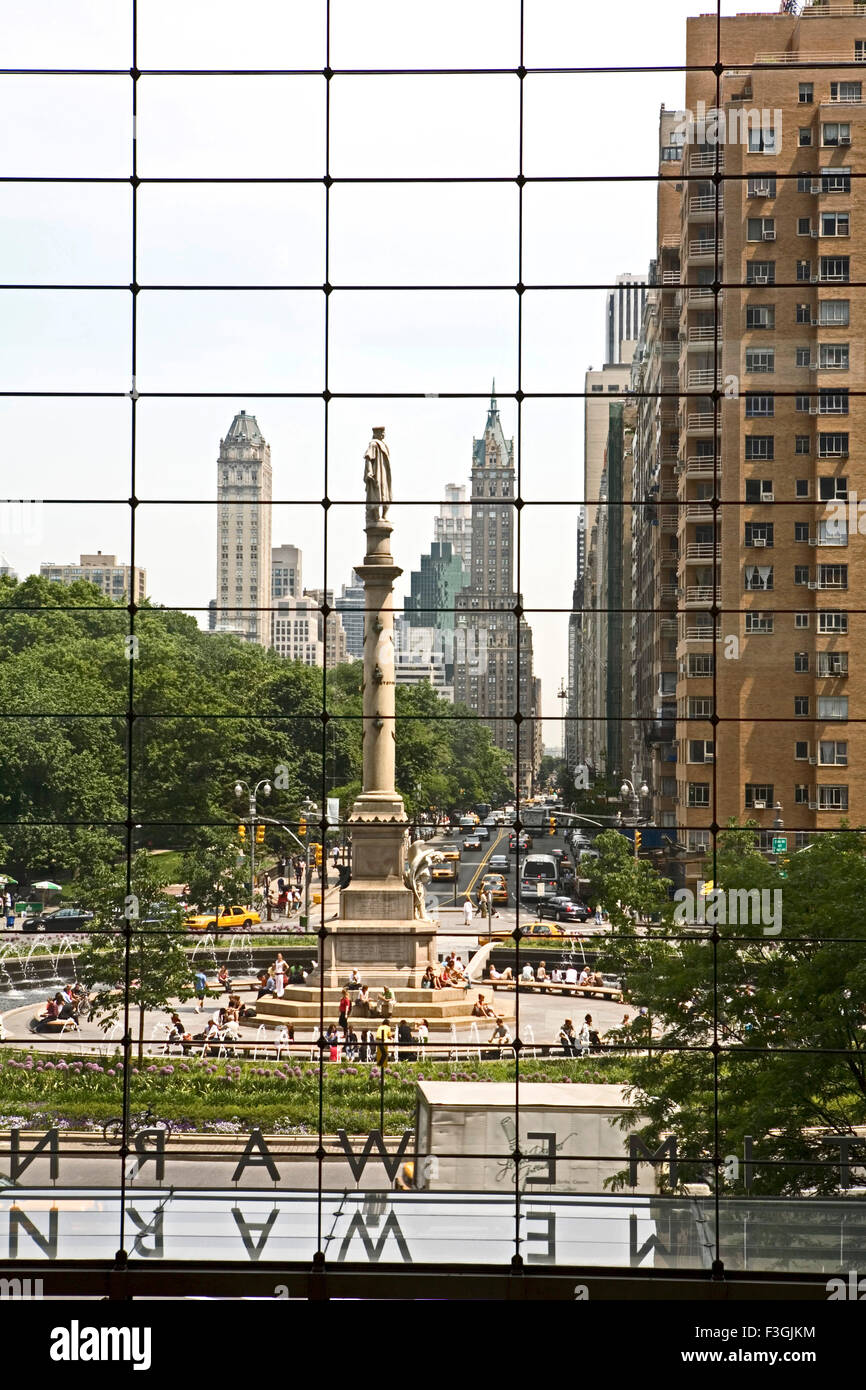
433;483;473;570
272;544;302;600
335;572;365;660
454;389;538;798
40;551;146;603
606;273;649;366
215;410;272;646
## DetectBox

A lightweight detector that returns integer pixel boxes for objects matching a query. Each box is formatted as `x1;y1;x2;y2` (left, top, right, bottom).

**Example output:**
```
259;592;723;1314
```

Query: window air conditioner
810;405;820;413
808;580;819;589
809;362;820;371
810;229;819;238
753;536;767;546
761;491;774;501
762;230;776;240
811;318;820;326
839;135;852;145
753;800;766;810
811;274;820;283
809;755;818;765
811;182;823;194
808;801;819;810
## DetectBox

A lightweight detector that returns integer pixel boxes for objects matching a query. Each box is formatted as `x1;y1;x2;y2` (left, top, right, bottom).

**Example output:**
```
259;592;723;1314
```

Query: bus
519;853;559;902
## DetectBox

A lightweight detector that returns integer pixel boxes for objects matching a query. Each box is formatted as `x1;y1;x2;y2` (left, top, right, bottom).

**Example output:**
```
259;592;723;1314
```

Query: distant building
394;618;453;700
40;551;146;603
335;571;365;660
271;596;324;667
303;587;351;669
272;544;302;600
0;555;18;582
605;273;648;367
215;410;272;646
434;483;472;570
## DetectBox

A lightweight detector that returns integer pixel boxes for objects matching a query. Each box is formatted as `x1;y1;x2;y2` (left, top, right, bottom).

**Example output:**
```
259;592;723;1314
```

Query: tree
582;830;671;929
75;853;193;1064
612;826;866;1196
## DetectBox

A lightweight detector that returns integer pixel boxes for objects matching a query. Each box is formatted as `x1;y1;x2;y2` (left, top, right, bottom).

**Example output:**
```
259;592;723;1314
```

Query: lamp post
300;796;318;926
768;801;784;869
234;778;271;911
620;777;649;861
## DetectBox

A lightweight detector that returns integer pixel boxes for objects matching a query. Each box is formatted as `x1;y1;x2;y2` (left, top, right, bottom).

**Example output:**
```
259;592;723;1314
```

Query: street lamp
300;796;319;925
620;777;649;861
234;778;271;910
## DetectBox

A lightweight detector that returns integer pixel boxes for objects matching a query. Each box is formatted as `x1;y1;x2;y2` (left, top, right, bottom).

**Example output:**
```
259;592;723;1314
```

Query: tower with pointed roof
215;410;273;646
454;384;539;798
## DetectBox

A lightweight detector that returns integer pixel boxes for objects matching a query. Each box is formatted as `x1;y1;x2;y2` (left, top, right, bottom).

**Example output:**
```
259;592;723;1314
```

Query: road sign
772;836;787;854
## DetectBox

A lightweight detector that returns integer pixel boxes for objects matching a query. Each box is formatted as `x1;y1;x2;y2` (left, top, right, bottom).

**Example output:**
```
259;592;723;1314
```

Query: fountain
53;936;77;979
190;933;216;964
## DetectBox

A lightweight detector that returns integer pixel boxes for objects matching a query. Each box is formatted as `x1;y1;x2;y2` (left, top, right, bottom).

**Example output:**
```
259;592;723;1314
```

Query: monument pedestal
315;918;437;990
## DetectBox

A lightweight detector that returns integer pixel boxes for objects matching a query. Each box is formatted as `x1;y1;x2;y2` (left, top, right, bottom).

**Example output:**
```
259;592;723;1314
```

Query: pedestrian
217;964;230;996
294;858;303;888
475;887;488;919
462;896;473;928
193;969;207;1012
375;1020;392;1066
332;845;340;867
338;988;352;1036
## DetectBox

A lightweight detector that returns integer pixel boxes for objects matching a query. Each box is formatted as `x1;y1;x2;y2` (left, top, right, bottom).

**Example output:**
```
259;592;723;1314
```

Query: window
795;396;811;413
819;388;849;413
747;261;775;285
747;217;775;241
819;345;849;370
818;611;848;634
745;393;774;416
794;652;809;673
689;740;714;763
795;612;810;629
745;479;773;502
821;212;850;237
795;696;810;716
797;259;812;282
745;348;774;373
797;217;812;236
819;296;850;325
796;347;811;367
817;565;847;588
818;431;848;455
688;654;714;677
747;175;777;196
822;167;851;193
744;565;773;591
688;697;714;717
795;437;810;456
819;476;848;500
750;127;778;153
819;256;850;282
688;782;710;807
817;651;848;677
818;785;849;810
795;785;809;805
794;522;809;542
746;305;774;329
796;479;810;498
745;784;774;808
794;566;810;585
745;522;773;547
687;829;710;850
745;436;773;460
822;123;852;146
796;303;811;323
797;174;812;193
855;40;866;61
746;612;773;633
830;81;861;102
799;128;813;147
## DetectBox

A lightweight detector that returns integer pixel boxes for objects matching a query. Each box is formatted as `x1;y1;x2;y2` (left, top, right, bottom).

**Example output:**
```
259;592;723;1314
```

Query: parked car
488;853;510;873
535;896;591;924
183;904;261;931
463;836;482;851
23;905;94;934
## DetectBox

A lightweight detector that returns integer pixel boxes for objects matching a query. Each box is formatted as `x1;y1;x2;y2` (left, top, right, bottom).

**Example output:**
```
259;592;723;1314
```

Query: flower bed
0;1050;636;1134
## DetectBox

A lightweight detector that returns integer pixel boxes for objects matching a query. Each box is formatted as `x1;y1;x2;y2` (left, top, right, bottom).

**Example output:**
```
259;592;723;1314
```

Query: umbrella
30;880;61;892
0;875;17;885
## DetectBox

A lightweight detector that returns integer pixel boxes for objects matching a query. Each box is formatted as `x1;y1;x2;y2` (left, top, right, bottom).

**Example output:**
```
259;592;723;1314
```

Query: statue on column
364;426;392;522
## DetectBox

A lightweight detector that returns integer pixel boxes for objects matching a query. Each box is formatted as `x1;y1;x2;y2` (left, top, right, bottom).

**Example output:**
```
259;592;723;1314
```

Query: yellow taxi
441;847;461;863
432;861;457;881
480;873;509;905
184;904;261;931
519;920;567;939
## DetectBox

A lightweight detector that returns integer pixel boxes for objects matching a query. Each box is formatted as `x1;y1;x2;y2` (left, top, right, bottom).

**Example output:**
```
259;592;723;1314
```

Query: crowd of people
30;981;88;1032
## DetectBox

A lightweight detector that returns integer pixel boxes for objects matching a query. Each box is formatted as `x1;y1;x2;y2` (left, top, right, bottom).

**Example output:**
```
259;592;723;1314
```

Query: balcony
687;195;724;218
681;625;722;642
662;271;681;285
688;238;724;260
685;543;720;561
659;583;679;602
683;456;716;477
685;412;720;432
687;287;716;302
660;512;679;533
661;339;680;357
660;618;678;637
684;586;721;606
687;325;720;345
687;368;723;389
684;504;715;521
689;152;725;172
659;478;679;499
646;718;676;745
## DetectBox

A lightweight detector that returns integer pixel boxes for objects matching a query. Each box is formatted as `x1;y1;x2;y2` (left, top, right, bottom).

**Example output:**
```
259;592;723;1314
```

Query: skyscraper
335;571;365;660
605;273;648;366
454;385;538;797
215;411;272;646
433;483;472;570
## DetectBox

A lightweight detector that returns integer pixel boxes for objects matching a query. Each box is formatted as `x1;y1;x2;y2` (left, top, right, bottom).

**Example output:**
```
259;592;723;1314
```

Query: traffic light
237;824;246;841
634;830;642;854
314;843;323;867
298;819;307;838
549;816;556;835
255;824;265;844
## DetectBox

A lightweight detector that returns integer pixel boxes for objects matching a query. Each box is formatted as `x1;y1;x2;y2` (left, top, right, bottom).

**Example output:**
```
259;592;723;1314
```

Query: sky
0;0;785;721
